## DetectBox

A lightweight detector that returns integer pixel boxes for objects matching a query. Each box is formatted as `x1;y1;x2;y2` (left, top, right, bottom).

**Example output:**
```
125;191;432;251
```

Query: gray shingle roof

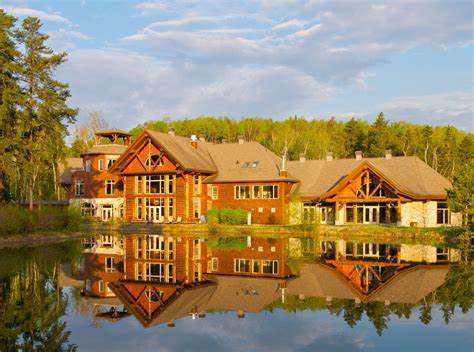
58;157;83;184
81;144;129;156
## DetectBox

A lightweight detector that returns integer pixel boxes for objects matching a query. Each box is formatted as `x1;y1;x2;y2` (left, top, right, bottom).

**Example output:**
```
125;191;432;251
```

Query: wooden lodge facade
62;127;461;227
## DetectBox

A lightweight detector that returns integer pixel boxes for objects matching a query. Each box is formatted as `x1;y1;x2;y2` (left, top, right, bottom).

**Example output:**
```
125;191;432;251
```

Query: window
75;181;85;196
262;260;279;274
194;175;201;195
168;198;174;219
436;247;449;261
146;235;165;260
98;280;104;292
136;198;143;220
437;202;450;224
211;258;218;271
194;239;201;260
85;160;91;172
105;180;115;195
250;161;259;168
242;162;250;168
106;159;116;169
234;259;251;273
145;263;165;282
81;202;94;217
136;237;142;259
145;290;164;302
136;176;143;194
146;175;165;194
168;264;174;283
101;235;113;247
252;185;260;199
98;159;104;171
105;257;115;273
193;198;200;219
252;259;260;273
85;279;91;292
168;238;174;260
235;185;250;199
136;262;143;280
167;175;174;194
211;186;218;200
145;154;164;167
346;206;354;223
262;185;278;199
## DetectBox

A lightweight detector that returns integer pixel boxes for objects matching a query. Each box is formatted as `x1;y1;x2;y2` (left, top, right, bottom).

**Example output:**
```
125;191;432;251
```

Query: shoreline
0;223;467;248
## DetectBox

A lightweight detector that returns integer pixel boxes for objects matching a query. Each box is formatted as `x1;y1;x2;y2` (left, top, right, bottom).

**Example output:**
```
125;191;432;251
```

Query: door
149;207;160;223
364;206;378;224
101;205;113;221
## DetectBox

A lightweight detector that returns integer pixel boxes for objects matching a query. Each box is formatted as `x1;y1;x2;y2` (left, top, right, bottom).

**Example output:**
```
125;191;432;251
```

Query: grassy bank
0;205;83;237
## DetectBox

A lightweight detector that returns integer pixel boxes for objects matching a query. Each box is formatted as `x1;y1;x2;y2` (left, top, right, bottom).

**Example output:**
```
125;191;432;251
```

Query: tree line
0;11;77;207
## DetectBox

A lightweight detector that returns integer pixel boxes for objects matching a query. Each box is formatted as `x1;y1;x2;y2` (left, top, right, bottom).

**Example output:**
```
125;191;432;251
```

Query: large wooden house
65;127;460;226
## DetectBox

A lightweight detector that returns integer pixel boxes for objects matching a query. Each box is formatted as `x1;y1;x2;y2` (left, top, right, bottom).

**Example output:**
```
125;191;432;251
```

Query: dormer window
242;161;259;168
145;154;164;167
250;161;259;168
242;162;250;168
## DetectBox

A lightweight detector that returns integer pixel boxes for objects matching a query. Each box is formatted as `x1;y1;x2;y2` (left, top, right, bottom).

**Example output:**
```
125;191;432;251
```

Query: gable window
145;154;164;167
98;159;104;171
262;185;278;199
437;202;450;224
146;175;165;194
105;257;115;273
106;159;116;169
235;185;250;199
211;186;218;200
105;180;115;195
75;181;85;196
85;160;91;173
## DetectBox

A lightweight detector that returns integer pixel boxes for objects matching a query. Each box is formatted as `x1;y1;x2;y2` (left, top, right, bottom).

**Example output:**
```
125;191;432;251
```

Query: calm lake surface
1;233;472;351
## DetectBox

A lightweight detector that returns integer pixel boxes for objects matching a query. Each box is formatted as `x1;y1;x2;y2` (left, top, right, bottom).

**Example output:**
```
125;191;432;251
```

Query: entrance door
364;206;378;224
149;206;160;223
101;205;113;221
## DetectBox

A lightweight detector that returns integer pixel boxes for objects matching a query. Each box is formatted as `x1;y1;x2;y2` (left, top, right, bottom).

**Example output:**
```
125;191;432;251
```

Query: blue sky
2;0;473;132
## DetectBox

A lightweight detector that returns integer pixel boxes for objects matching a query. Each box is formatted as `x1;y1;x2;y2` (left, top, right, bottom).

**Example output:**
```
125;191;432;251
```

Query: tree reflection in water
0;241;81;351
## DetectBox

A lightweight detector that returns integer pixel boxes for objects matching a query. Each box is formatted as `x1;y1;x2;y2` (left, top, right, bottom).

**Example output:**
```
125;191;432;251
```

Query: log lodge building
61;128;461;227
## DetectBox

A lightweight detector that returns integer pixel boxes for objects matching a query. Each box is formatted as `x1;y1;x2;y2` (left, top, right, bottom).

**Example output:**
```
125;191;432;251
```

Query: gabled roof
95;128;131;136
81;144;128;156
146;130;217;173
204;142;297;183
286;156;452;200
58;157;83;185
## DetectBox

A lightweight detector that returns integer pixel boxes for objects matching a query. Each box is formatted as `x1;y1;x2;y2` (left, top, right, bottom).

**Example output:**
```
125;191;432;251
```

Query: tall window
235;185;250;199
211;186;218;200
98;159;104;171
193;198;200;219
105;180;115;195
167;175;174;194
136;198;143;220
145;263;165;282
194;175;201;195
262;185;278;199
85;160;91;172
136;176;143;194
168;198;174;219
75;181;85;196
105;257;115;273
437;202;450;224
252;185;260;199
146;175;165;194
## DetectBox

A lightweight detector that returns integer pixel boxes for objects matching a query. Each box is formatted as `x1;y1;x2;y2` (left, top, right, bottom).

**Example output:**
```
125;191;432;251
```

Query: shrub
207;237;248;251
206;208;247;225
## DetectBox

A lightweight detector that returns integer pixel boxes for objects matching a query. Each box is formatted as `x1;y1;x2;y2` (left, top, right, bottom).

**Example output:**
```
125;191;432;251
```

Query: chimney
237;310;245;319
198;134;206;142
238;135;245;144
385;149;392;159
222;138;228;144
167;320;175;328
280;154;288;177
326;152;333;161
168;128;175;136
355;151;362;160
299;153;306;163
190;134;198;148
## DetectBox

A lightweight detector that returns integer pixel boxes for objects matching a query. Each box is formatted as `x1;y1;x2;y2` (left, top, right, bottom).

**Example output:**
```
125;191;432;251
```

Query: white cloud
272;19;308;30
134;1;168;16
47;29;94;50
3;6;70;23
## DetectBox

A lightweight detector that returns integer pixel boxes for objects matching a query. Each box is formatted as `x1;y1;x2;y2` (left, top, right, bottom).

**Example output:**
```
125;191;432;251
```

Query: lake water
1;233;472;351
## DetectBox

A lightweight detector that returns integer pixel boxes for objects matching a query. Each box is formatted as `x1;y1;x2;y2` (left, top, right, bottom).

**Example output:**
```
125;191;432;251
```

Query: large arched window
145;154;164;167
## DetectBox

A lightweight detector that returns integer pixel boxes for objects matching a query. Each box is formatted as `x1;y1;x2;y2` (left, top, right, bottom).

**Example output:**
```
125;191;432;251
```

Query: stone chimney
168;128;175;136
326;152;333;161
355;151;362;160
198;134;206;142
190;134;198;148
238;136;245;144
385;149;392;159
280;154;288;177
299;153;306;163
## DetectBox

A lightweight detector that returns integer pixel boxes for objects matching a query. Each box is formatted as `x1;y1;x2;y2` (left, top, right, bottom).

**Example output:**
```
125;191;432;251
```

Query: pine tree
15;17;78;209
367;112;390;157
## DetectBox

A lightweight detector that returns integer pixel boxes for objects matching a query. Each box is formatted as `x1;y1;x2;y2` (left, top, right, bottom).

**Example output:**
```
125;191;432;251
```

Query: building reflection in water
66;234;463;328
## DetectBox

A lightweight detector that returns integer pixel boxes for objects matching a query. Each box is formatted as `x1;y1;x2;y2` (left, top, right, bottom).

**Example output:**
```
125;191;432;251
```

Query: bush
207;236;248;251
0;205;83;236
206;208;247;225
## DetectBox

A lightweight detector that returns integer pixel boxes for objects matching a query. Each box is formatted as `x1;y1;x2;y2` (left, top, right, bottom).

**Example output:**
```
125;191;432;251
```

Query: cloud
272;19;308;30
47;29;93;50
134;1;168;16
3;6;70;23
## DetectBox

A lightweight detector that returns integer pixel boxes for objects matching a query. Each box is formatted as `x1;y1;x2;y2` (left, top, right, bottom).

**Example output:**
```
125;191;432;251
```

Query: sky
2;0;473;132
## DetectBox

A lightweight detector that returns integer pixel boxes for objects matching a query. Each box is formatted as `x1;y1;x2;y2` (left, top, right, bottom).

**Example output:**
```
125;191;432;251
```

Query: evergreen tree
344;117;366;158
14;17;78;209
367;112;390;157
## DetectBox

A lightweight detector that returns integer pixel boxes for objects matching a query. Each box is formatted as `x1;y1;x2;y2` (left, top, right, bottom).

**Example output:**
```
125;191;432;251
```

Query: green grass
0;205;83;236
